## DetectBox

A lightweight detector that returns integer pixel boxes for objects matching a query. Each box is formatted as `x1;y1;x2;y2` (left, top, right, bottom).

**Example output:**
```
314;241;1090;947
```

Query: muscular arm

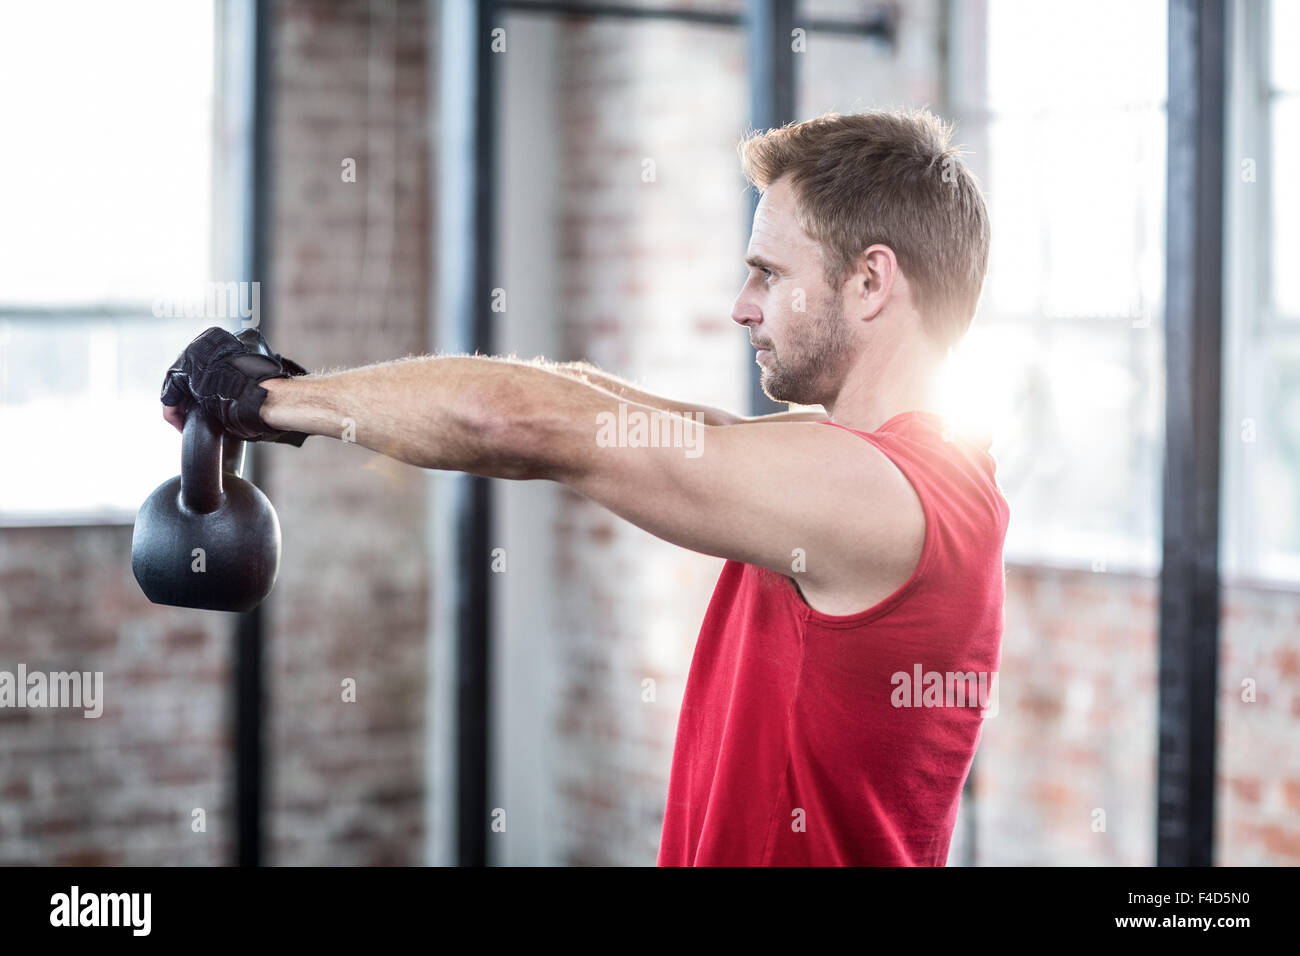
261;353;684;477
258;353;923;610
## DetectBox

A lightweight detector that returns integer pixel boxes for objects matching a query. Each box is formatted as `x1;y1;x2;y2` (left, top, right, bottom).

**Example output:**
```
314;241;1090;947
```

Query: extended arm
258;353;923;607
260;354;633;476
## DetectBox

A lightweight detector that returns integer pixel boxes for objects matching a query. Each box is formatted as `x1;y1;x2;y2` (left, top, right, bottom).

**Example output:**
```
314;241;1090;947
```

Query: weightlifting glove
160;326;311;446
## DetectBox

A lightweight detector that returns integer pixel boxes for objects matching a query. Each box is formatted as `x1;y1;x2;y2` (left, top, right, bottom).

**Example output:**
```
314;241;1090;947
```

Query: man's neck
823;340;946;434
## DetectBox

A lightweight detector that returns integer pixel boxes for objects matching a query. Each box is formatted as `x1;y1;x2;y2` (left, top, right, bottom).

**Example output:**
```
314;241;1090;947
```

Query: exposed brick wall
262;0;432;865
0;527;232;865
977;565;1300;866
1217;579;1300;864
977;565;1160;865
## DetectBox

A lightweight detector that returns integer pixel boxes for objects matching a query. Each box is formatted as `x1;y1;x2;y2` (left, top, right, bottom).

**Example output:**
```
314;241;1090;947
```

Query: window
942;0;1167;573
1221;0;1300;582
0;0;239;523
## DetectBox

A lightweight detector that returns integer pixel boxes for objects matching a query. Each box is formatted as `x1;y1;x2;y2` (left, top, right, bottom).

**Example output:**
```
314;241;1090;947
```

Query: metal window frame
1156;0;1227;868
236;0;268;868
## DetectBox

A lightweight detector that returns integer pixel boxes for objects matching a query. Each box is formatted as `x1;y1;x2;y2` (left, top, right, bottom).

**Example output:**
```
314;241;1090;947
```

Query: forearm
547;360;826;425
546;360;741;426
260;353;665;479
740;408;828;424
258;351;825;477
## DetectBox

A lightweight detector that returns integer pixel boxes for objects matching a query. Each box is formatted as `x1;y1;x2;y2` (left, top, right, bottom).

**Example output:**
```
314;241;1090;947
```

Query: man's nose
731;296;760;328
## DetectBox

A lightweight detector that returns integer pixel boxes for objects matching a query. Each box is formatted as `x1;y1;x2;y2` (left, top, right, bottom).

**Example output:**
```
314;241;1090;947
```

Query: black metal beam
745;0;796;416
234;0;274;868
1157;0;1226;867
234;604;264;866
451;0;499;868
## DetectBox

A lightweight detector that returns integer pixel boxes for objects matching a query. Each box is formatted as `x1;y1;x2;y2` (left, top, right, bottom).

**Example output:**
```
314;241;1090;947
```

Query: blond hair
738;108;990;349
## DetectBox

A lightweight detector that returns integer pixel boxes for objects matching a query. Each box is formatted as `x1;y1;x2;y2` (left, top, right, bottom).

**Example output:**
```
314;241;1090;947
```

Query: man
160;108;1008;866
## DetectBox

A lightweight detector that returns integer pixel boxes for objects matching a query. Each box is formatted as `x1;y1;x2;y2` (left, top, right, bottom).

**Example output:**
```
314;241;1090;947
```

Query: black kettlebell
131;405;281;612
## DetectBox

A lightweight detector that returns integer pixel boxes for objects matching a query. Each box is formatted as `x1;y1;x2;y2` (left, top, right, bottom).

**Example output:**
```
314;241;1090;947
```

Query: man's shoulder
832;412;1009;531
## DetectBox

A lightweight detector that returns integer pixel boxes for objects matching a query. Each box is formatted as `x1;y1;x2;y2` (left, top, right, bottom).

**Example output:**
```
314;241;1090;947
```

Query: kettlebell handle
180;405;246;514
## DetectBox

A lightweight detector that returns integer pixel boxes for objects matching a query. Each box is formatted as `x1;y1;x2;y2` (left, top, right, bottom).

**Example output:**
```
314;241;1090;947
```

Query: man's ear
855;244;896;318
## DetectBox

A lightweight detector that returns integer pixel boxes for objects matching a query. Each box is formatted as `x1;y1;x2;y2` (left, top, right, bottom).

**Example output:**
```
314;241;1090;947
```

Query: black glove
161;326;311;446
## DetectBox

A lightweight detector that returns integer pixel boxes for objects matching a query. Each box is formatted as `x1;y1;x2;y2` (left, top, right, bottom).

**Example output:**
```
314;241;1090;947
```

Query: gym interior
0;0;1296;867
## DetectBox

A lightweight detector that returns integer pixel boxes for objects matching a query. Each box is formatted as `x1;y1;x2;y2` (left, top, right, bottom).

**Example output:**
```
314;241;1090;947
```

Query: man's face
731;176;856;407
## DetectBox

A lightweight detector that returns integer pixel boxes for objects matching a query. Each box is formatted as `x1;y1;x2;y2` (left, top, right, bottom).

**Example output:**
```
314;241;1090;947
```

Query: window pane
988;0;1166;113
0;0;214;306
0;316;214;521
1271;0;1300;93
940;320;1163;570
1272;96;1300;316
985;110;1165;323
975;0;1167;571
0;0;219;522
1251;336;1300;576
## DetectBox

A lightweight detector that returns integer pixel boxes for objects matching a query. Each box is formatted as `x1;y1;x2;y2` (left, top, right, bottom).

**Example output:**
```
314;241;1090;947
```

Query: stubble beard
759;294;854;406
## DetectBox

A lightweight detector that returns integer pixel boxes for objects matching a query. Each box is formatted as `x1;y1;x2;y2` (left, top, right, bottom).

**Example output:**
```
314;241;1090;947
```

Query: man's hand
160;326;312;445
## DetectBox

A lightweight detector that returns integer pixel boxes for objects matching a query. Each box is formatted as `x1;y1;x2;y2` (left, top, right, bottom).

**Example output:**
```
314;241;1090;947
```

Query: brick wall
262;0;432;865
0;527;231;865
976;565;1300;866
1217;578;1300;864
977;564;1160;865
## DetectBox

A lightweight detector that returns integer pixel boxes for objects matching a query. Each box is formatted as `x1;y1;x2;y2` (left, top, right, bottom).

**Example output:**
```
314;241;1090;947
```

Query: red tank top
656;411;1010;866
